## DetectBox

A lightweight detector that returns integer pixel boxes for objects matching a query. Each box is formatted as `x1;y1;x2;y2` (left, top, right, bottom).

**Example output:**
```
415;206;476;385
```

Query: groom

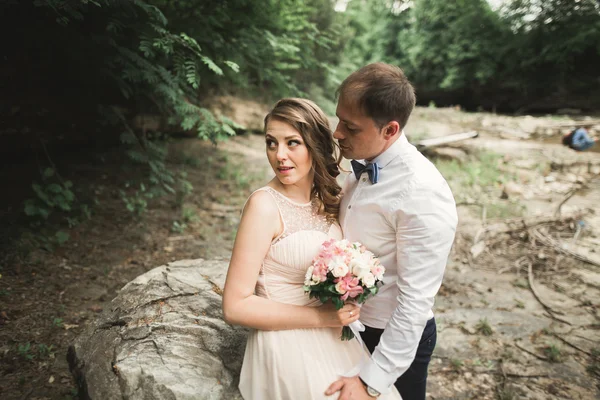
325;63;458;399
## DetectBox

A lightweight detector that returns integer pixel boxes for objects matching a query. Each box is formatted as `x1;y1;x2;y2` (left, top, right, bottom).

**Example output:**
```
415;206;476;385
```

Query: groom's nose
333;124;344;140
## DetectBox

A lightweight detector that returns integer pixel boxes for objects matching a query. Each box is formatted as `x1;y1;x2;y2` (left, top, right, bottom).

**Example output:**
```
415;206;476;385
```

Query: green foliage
37;343;56;359
21;167;88;250
24;168;75;221
499;0;600;110
450;358;464;371
17;343;34;361
16;341;56;361
171;206;198;234
543;344;562;363
409;0;505;91
52;317;64;328
514;299;525;309
171;220;187;234
174;172;194;207
336;0;600;112
181;207;198;224
475;318;493;336
120;184;149;216
588;348;600;377
497;387;518;400
512;278;529;289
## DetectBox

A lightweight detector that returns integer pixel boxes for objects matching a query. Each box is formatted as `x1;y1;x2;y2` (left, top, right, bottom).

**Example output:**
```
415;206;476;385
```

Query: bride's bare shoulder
242;188;279;219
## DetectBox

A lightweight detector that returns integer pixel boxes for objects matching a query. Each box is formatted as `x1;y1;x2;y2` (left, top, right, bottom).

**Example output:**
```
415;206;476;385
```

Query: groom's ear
382;121;400;139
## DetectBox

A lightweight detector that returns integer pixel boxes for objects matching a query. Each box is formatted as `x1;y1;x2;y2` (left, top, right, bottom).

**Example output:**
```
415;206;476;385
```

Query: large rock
68;259;246;400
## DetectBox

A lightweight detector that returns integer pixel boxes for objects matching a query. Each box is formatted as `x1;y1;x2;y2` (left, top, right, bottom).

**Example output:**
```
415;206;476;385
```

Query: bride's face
265;119;313;186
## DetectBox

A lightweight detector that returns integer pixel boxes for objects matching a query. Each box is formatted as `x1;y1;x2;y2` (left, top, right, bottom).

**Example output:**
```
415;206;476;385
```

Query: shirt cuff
359;358;396;394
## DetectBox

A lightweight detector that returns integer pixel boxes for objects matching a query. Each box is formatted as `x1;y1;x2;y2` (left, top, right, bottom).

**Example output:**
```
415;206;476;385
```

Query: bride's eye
288;139;302;147
266;139;277;148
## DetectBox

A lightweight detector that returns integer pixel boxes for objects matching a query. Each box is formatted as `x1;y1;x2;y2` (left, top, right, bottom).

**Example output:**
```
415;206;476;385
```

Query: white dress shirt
339;133;457;394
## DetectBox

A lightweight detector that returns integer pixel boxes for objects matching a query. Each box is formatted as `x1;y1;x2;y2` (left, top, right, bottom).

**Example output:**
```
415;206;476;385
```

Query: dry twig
527;261;572;325
555;184;585;217
530;228;600;269
514;341;549;361
551;333;593;356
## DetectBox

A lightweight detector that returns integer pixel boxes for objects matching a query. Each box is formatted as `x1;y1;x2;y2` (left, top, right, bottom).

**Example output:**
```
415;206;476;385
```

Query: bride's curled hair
264;98;343;221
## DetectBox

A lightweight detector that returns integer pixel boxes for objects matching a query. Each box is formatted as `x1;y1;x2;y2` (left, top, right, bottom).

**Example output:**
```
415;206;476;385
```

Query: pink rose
370;265;384;280
335;275;364;301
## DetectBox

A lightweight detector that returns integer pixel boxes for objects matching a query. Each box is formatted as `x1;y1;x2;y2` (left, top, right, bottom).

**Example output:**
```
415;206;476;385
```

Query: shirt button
362;178;367;182
348;205;352;209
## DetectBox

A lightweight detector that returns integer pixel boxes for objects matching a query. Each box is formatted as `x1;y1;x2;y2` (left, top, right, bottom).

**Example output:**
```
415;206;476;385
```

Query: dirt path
409;108;600;399
1;106;598;399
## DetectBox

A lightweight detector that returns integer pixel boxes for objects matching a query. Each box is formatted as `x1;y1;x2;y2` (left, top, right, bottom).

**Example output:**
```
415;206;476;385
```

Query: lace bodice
258;186;332;243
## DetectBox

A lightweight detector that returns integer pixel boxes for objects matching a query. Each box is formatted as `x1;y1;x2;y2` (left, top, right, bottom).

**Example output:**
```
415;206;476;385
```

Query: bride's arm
222;190;359;331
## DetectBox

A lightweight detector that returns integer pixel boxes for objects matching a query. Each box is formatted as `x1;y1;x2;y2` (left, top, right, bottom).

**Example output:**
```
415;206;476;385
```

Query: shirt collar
368;131;407;169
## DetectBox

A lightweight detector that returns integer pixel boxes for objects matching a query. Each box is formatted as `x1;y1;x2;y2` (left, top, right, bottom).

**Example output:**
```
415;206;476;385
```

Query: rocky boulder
68;259;246;400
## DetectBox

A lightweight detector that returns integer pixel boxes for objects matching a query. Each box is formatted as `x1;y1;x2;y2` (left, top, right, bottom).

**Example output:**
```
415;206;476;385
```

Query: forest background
1;1;600;398
3;0;599;243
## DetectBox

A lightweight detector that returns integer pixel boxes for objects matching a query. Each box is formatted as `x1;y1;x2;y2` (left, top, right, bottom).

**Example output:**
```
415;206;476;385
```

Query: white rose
331;262;349;278
350;259;370;279
362;251;375;261
335;281;347;294
362;273;376;288
326;256;343;271
311;274;321;285
304;266;314;286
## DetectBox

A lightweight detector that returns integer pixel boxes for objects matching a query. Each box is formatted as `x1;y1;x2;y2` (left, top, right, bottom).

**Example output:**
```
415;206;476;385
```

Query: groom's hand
325;375;371;400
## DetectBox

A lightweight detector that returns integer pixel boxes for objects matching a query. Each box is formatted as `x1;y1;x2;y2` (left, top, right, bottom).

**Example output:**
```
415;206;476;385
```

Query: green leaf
55;231;70;245
221;123;236;136
47;184;63;193
224;61;240;73
332;297;343;310
200;56;223;75
43;168;55;178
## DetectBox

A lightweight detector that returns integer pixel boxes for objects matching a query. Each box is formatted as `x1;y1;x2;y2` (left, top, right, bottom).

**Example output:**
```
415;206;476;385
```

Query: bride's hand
319;303;360;327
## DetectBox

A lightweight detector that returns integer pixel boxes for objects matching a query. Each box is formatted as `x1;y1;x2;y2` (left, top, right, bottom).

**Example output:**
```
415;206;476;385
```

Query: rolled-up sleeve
359;179;457;393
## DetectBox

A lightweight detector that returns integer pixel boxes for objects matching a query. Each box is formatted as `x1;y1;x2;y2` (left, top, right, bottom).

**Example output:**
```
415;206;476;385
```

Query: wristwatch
359;377;381;398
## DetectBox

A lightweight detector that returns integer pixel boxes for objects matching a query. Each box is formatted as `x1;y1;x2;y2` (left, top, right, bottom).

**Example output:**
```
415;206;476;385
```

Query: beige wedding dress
238;187;401;400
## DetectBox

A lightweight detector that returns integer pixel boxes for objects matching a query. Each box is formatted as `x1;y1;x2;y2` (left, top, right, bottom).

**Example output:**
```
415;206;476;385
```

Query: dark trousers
360;318;436;400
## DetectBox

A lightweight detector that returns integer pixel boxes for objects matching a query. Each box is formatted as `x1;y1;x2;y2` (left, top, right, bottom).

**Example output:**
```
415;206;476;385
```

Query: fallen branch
499;256;528;275
534;119;600;130
475;209;589;244
416;130;478;149
551;333;593;357
514;341;549;361
555;184;585;217
527;261;572;325
530;228;600;269
505;372;549;378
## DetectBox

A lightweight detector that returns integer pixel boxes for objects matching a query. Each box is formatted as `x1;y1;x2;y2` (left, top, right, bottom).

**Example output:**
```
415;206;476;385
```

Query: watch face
367;386;380;397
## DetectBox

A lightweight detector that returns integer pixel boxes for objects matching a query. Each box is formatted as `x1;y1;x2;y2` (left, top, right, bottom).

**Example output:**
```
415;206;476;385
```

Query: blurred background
1;1;599;399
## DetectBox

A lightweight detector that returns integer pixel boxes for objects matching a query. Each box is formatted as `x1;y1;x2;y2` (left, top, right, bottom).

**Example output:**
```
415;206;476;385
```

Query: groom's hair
337;62;416;130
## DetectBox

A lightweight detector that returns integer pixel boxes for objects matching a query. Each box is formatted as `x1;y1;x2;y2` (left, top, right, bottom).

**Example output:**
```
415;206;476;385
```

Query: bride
222;98;401;399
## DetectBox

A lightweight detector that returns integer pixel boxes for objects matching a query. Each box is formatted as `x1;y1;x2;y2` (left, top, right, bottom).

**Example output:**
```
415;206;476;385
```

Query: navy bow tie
351;160;379;184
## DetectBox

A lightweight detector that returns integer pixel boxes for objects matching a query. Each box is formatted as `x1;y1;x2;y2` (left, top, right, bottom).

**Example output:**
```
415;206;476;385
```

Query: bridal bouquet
303;239;385;340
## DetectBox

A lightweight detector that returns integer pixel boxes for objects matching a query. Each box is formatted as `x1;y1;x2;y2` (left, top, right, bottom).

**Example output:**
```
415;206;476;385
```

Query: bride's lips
277;166;294;174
